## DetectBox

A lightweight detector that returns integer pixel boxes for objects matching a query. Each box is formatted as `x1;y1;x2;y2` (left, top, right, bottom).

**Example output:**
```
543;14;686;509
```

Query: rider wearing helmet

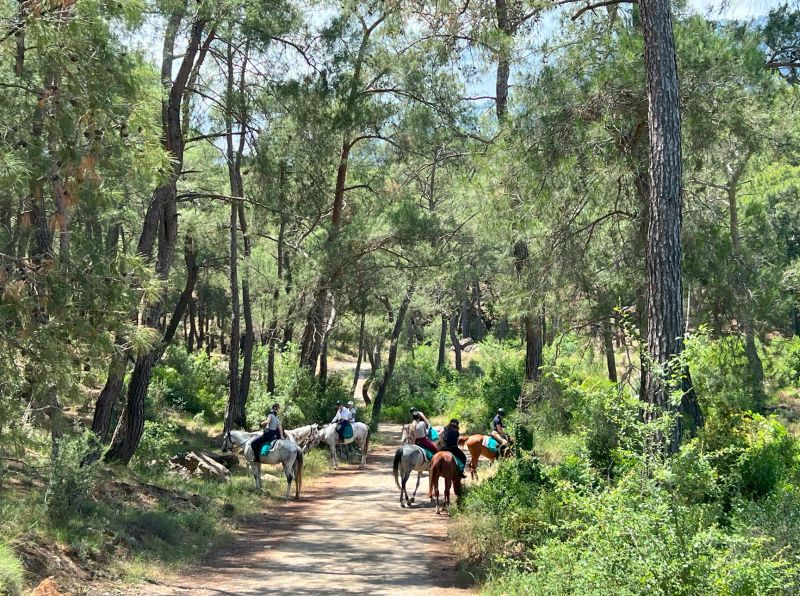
251;403;284;461
347;400;356;421
440;418;467;478
491;408;510;448
409;406;431;427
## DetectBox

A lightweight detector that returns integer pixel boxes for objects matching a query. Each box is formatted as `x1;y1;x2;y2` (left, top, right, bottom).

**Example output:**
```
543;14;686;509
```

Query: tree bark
524;315;543;381
640;0;702;450
437;312;448;371
602;318;618;383
372;287;414;424
352;311;366;392
106;236;199;464
726;155;765;410
449;314;462;372
495;0;511;122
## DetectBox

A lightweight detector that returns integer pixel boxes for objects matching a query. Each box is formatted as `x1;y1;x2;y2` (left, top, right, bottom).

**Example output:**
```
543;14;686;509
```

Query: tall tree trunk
640;0;701;450
727;156;765;410
449;314;462;372
372;287;414;424
187;297;197;352
352;311;366;392
495;0;511;122
602;318;618;383
524;315;543;381
106;236;199;464
318;298;336;389
437;312;447;371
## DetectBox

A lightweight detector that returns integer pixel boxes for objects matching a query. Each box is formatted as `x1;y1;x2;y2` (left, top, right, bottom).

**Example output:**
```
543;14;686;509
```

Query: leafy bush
765;336;800;390
133;419;180;467
150;347;227;419
0;543;23;596
45;431;97;524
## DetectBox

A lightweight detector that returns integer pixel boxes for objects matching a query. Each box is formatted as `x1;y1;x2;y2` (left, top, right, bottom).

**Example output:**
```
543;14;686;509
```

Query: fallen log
169;451;230;482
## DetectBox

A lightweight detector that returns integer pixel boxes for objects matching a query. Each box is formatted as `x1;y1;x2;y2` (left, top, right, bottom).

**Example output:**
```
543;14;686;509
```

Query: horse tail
428;454;438;499
363;427;370;462
294;448;304;498
393;447;402;489
457;435;469;447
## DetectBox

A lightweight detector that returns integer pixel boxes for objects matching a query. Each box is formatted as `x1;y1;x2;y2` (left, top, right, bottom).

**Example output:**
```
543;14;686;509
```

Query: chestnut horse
458;434;510;480
428;451;463;514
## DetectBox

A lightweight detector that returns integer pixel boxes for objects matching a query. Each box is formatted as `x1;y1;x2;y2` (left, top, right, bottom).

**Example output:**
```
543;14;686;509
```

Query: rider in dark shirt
491;408;510;449
440;418;467;478
250;403;284;461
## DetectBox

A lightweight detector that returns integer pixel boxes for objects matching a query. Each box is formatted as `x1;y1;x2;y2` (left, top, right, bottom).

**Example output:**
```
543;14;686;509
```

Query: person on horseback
347;400;356;421
440;419;467;479
332;401;353;443
412;411;438;454
491;408;510;450
251;403;284;461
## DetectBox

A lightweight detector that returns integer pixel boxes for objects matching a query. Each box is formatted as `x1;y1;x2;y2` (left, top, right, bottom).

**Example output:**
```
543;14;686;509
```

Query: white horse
317;422;370;469
222;429;304;499
393;424;431;508
285;423;321;453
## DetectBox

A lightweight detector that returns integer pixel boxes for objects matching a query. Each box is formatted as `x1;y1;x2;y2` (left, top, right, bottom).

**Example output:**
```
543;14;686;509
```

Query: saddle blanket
482;436;499;452
260;442;272;457
422;448;435;461
342;424;354;440
455;457;466;473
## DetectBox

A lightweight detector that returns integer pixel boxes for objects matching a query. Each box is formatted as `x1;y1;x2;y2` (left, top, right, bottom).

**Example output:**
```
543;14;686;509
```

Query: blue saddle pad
455;457;466;473
260;443;272;457
422;448;435;462
343;424;354;440
485;437;499;452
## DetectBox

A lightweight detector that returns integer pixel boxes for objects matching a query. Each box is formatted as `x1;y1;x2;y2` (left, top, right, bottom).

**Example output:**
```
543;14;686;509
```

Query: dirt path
140;425;474;596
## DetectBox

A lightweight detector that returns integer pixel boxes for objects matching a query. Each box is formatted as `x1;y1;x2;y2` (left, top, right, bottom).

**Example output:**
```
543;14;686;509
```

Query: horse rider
332;401;354;443
251;402;285;461
491;408;510;450
411;411;438;454
440;418;467;479
409;406;431;428
347;400;356;421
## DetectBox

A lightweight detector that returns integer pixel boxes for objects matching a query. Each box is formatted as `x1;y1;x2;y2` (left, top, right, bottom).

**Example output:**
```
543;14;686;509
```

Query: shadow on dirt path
138;425;475;595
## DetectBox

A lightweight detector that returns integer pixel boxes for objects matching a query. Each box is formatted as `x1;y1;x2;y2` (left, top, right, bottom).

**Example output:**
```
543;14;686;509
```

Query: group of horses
221;421;370;499
393;425;507;514
221;420;506;515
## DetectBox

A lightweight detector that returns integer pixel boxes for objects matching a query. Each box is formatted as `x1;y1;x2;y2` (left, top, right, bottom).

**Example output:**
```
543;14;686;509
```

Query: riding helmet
409;406;417;414
497;408;506;416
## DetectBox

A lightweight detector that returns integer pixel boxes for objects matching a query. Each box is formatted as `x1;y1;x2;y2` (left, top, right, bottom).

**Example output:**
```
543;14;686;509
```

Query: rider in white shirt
332;401;353;442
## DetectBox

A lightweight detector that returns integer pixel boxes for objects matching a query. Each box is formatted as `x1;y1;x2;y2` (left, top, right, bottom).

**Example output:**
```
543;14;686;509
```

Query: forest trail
138;424;474;596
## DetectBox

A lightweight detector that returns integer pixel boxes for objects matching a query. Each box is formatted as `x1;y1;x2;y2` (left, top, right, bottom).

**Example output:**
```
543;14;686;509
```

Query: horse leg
400;473;407;508
283;460;293;500
330;443;337;470
444;477;451;513
411;470;421;504
250;461;261;492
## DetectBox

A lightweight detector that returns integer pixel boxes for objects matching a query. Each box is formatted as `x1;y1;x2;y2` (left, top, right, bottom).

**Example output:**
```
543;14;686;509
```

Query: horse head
221;431;233;453
400;424;412;444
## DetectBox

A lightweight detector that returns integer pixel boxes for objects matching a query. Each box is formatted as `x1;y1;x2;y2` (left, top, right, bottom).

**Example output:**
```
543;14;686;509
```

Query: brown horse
428;451;463;514
458;434;510;480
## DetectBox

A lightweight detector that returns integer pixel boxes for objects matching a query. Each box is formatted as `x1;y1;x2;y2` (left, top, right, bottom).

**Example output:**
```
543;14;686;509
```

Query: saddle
421;448;435;462
337;422;354;444
482;436;500;453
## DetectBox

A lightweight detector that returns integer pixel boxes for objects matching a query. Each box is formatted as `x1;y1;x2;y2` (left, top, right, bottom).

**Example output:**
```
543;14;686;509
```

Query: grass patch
0;542;24;596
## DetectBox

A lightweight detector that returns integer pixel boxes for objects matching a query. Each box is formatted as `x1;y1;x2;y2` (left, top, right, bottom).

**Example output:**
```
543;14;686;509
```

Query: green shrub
133;419;180;467
765;336;800;390
46;431;97;524
0;543;23;596
150;347;227;419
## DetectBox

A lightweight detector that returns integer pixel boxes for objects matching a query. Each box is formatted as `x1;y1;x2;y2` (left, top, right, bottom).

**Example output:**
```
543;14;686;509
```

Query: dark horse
428;450;463;514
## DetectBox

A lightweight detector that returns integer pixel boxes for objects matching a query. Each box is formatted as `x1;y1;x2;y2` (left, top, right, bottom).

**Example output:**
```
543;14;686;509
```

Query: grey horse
222;429;304;498
392;424;431;508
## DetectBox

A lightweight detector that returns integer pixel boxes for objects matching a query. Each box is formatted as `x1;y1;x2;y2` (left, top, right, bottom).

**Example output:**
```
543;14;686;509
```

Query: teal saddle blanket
342;424;354;440
260;442;273;457
482;436;500;453
423;448;466;473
